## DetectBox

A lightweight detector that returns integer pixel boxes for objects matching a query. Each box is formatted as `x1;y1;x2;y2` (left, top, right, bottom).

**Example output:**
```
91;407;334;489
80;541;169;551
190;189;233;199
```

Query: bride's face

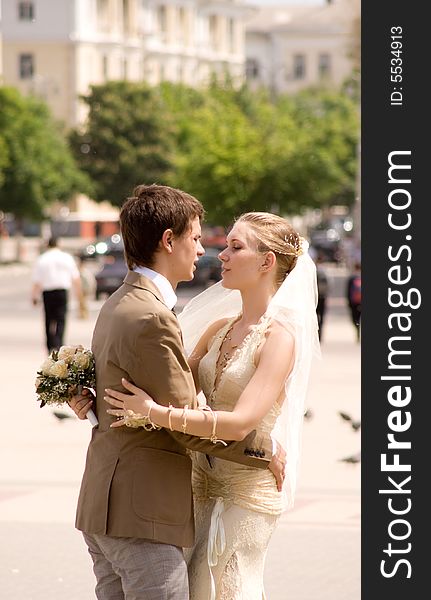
218;222;264;290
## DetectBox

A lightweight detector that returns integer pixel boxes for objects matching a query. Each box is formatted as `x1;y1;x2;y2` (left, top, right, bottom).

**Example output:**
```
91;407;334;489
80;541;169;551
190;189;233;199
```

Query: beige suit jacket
76;271;272;548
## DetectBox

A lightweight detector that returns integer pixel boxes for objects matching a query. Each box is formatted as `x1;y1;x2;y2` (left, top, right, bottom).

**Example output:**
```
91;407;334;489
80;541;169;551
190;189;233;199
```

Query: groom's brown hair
120;184;204;269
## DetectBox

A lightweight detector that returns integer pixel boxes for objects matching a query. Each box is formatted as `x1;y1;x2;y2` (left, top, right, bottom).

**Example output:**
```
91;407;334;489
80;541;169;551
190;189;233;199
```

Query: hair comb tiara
282;234;304;257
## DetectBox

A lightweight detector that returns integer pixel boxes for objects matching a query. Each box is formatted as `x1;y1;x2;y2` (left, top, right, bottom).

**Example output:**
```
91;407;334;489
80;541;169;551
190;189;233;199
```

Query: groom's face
171;216;205;285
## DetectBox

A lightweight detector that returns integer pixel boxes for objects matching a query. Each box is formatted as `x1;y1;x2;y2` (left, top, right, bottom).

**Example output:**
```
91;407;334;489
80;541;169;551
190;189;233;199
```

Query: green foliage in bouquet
35;345;96;408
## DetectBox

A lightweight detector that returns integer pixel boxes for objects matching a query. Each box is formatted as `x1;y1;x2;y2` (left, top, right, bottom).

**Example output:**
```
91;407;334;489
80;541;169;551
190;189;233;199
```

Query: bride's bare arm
106;322;295;442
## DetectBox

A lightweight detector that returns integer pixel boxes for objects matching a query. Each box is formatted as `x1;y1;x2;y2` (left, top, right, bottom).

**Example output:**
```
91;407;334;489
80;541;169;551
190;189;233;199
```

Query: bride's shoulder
254;319;295;371
264;318;296;347
203;317;232;346
189;317;232;359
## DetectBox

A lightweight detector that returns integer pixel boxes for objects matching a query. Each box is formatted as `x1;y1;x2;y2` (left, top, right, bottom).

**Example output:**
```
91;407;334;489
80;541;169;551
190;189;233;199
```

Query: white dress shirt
133;266;177;310
32;248;80;291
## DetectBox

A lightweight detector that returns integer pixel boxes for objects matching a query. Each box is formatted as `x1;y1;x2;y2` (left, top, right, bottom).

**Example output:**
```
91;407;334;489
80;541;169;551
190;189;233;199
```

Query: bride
104;212;320;600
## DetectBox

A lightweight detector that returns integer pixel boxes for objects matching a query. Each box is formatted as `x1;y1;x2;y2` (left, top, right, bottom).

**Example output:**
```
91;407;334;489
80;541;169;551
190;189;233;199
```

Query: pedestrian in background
315;254;329;341
76;256;96;319
31;237;83;353
346;261;361;341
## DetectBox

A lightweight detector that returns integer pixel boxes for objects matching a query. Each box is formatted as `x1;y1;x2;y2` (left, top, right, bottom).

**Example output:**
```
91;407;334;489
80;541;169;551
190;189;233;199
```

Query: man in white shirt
31;237;82;353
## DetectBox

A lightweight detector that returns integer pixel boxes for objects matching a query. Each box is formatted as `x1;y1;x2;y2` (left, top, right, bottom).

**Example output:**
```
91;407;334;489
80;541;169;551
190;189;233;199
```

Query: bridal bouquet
35;345;98;426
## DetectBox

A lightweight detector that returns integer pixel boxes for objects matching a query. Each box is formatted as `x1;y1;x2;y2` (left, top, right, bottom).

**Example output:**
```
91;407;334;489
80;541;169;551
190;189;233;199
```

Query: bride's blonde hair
236;212;302;288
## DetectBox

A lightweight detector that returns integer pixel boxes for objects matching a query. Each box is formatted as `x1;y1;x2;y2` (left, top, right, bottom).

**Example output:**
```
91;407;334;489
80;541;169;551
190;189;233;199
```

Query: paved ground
0;254;360;599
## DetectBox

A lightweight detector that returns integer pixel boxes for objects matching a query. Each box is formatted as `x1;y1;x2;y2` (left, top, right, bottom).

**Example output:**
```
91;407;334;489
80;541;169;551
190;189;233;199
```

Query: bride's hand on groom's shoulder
68;387;94;420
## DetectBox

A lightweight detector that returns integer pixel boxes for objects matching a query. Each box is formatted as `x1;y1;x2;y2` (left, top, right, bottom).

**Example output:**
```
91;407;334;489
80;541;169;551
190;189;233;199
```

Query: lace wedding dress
185;316;286;600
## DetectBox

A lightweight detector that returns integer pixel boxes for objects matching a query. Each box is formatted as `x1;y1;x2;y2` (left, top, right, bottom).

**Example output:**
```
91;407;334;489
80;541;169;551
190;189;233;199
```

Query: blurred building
1;0;252;234
245;0;359;95
1;0;252;127
141;0;250;90
0;0;360;122
0;1;360;237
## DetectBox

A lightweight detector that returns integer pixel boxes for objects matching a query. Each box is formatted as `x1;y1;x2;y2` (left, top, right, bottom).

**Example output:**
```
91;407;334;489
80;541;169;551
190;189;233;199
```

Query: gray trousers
83;532;189;600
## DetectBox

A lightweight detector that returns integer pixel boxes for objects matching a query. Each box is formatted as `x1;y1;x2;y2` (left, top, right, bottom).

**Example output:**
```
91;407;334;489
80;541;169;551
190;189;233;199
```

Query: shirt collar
133;266;177;310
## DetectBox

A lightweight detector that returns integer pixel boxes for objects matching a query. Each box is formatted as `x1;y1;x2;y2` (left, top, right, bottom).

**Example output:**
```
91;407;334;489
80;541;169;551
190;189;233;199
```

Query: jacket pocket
131;447;192;525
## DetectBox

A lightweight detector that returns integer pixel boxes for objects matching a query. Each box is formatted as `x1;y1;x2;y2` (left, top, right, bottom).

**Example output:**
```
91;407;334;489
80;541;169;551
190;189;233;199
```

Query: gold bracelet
199;405;227;446
167;404;174;431
181;405;189;434
200;404;215;439
147;401;156;424
210;411;218;443
142;400;161;431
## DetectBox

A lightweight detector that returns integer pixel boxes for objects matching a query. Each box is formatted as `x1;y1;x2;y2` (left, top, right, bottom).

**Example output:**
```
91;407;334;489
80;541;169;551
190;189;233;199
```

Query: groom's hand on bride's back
269;441;287;492
69;388;94;420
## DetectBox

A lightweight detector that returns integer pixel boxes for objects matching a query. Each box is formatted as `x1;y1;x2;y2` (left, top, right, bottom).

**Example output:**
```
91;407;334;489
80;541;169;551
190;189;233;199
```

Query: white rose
49;360;69;379
73;352;90;370
40;358;55;376
58;346;78;363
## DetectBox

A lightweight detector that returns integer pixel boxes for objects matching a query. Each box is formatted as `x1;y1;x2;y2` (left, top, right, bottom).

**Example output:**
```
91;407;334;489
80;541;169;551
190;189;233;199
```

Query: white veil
178;241;321;509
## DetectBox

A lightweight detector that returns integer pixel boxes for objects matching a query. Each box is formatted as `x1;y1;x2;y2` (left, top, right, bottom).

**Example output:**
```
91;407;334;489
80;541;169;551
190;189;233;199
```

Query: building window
293;54;306;80
245;58;260;80
228;18;235;53
178;6;185;22
19;53;34;79
122;0;130;34
177;64;183;83
178;6;185;36
157;5;167;35
18;1;35;21
318;53;331;78
102;55;108;80
97;0;109;32
209;15;218;50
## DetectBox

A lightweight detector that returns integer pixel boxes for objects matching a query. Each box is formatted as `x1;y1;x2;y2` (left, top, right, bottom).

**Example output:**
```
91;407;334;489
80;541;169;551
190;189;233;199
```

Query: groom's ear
161;229;174;253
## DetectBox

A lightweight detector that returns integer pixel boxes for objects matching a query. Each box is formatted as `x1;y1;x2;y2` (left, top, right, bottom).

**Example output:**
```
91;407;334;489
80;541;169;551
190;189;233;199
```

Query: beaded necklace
218;321;239;372
212;317;254;396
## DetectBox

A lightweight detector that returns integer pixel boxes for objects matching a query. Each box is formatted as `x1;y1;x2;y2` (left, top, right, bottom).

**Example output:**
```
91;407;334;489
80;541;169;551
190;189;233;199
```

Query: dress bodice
194;315;285;515
199;316;281;434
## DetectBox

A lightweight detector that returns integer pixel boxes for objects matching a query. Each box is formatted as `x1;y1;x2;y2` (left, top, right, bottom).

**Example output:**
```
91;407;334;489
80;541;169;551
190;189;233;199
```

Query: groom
73;184;284;600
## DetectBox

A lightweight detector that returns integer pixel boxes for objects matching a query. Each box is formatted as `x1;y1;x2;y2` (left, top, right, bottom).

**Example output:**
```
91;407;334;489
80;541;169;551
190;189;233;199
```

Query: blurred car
79;233;124;261
178;247;222;289
95;254;128;299
95;246;222;299
309;226;342;263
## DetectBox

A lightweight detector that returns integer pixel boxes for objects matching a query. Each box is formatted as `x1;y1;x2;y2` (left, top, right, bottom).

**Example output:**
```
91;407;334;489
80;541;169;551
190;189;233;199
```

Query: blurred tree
69;81;175;206
158;81;206;140
169;83;285;223
171;83;358;224
68;81;358;225
276;89;359;210
0;134;9;189
0;87;90;258
173;94;269;224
